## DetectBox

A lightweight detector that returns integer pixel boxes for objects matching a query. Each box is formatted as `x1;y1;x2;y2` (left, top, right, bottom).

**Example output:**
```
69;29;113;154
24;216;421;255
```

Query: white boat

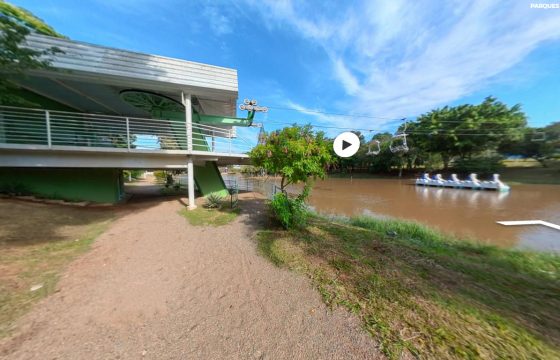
415;173;510;192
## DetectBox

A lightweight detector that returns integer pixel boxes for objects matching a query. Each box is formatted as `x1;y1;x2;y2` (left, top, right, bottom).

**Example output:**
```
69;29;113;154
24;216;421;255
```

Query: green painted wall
0;168;123;203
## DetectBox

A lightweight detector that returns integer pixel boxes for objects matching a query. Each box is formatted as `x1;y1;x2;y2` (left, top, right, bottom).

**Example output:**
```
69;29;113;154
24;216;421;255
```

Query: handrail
0;105;255;155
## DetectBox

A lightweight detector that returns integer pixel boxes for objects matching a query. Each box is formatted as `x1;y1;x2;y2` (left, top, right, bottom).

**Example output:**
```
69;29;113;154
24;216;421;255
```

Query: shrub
204;192;225;209
269;191;309;229
164;174;174;188
153;170;166;182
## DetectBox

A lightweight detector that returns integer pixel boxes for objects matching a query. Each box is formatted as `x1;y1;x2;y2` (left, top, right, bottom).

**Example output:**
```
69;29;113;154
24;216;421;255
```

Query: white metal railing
0;105;254;155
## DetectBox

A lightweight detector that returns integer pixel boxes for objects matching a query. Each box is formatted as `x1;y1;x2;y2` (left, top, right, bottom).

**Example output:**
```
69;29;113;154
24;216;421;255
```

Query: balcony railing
0;106;254;155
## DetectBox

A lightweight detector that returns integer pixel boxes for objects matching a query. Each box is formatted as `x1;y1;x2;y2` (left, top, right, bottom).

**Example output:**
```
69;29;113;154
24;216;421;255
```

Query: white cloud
203;6;233;36
333;59;360;95
244;0;560;129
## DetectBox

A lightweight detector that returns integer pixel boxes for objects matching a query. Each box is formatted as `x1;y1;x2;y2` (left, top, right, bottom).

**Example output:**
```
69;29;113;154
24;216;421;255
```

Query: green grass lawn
0;201;113;338
257;215;560;359
179;206;240;226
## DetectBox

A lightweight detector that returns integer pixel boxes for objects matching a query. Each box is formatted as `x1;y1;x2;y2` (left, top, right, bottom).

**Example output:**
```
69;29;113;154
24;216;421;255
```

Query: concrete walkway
1;194;380;359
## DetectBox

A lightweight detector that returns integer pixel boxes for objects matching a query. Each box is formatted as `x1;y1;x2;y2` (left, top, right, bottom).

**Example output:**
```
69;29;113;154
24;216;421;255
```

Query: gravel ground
0;193;381;359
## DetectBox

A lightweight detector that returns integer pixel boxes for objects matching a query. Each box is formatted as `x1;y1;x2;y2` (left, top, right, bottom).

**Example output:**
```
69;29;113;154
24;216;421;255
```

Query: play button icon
333;132;360;158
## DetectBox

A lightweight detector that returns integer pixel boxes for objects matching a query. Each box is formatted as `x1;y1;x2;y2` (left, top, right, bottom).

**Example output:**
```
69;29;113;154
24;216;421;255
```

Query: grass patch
0;201;114;339
159;185;186;196
256;215;560;359
179;206;240;226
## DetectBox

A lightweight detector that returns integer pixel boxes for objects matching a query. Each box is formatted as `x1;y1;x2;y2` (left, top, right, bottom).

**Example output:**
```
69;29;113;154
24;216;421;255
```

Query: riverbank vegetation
327;161;560;185
326;98;560;180
257;214;560;359
0;200;113;338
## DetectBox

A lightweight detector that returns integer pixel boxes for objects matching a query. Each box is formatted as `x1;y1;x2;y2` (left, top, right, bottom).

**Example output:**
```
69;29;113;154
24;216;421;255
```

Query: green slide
193;161;228;197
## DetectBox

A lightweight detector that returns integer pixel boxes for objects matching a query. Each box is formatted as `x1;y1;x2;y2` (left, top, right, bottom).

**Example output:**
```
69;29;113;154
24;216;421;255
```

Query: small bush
205;192;225;209
164;174;174;188
269;192;308;229
153;170;166;182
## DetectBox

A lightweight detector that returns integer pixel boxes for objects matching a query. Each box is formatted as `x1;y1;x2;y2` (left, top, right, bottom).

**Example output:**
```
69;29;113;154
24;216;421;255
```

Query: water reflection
306;178;560;252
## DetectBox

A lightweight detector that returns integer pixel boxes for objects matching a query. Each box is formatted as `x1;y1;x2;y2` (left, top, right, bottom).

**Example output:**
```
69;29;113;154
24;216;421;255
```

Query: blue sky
12;0;560;138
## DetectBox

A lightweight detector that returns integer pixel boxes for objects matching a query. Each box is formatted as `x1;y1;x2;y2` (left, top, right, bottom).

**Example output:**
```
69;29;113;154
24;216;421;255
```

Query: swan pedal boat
415;173;510;192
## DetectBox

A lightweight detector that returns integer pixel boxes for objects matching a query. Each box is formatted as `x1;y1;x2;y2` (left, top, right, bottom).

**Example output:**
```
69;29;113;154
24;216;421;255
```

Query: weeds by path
257;215;560;359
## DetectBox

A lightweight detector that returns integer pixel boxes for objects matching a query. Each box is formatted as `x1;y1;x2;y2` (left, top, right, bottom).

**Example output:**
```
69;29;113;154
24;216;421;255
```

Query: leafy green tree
410;97;527;168
498;122;560;166
250;125;332;229
1;1;63;105
250;124;333;193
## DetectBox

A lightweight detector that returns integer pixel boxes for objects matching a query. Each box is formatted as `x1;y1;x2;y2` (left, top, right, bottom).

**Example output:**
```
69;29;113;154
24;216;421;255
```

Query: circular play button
333;132;360;158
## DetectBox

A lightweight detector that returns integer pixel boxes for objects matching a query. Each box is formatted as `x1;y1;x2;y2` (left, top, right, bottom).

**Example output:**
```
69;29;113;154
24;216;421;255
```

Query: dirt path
1;194;380;359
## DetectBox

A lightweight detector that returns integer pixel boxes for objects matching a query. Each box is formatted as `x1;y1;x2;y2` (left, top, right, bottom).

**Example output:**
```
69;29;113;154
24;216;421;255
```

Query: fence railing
223;176;289;199
0;105;254;155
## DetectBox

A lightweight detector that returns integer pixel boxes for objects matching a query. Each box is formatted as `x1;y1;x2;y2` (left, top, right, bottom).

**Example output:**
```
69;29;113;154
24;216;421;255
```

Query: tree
250;124;332;193
410;97;527;168
498;122;560;166
250;125;332;229
0;1;64;105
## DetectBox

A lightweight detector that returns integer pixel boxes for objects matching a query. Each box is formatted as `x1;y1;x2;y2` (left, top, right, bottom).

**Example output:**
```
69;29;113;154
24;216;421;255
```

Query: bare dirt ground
0;193;381;359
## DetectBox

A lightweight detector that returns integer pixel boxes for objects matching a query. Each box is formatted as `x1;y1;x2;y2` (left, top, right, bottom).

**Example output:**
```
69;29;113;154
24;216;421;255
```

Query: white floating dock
497;220;560;231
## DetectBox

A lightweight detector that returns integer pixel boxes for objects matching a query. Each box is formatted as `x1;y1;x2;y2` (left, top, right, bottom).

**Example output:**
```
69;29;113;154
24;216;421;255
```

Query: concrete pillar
182;92;196;210
212;130;216;152
187;156;196;209
182;92;193;152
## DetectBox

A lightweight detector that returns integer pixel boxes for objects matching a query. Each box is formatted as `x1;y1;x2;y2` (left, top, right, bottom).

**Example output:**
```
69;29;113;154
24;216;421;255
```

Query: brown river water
304;178;560;252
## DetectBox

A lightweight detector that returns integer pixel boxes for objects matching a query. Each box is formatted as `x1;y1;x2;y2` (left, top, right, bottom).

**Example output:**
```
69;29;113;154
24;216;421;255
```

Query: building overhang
8;34;238;118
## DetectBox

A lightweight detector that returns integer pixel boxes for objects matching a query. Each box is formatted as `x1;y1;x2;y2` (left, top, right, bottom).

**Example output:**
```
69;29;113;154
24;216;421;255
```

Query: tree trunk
442;155;450;170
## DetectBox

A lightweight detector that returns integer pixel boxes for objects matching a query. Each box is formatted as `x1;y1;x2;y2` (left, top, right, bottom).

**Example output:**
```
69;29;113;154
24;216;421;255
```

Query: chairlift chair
367;140;381;155
389;118;409;153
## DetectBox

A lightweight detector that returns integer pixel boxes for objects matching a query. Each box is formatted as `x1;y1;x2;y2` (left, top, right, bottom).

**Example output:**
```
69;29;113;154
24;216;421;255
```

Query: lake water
304;178;560;252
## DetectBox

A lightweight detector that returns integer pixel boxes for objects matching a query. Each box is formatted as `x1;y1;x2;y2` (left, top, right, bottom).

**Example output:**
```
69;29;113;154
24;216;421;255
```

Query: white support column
125;117;130;151
182;92;193;152
45;110;52;149
187;156;196;210
182;92;196;210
